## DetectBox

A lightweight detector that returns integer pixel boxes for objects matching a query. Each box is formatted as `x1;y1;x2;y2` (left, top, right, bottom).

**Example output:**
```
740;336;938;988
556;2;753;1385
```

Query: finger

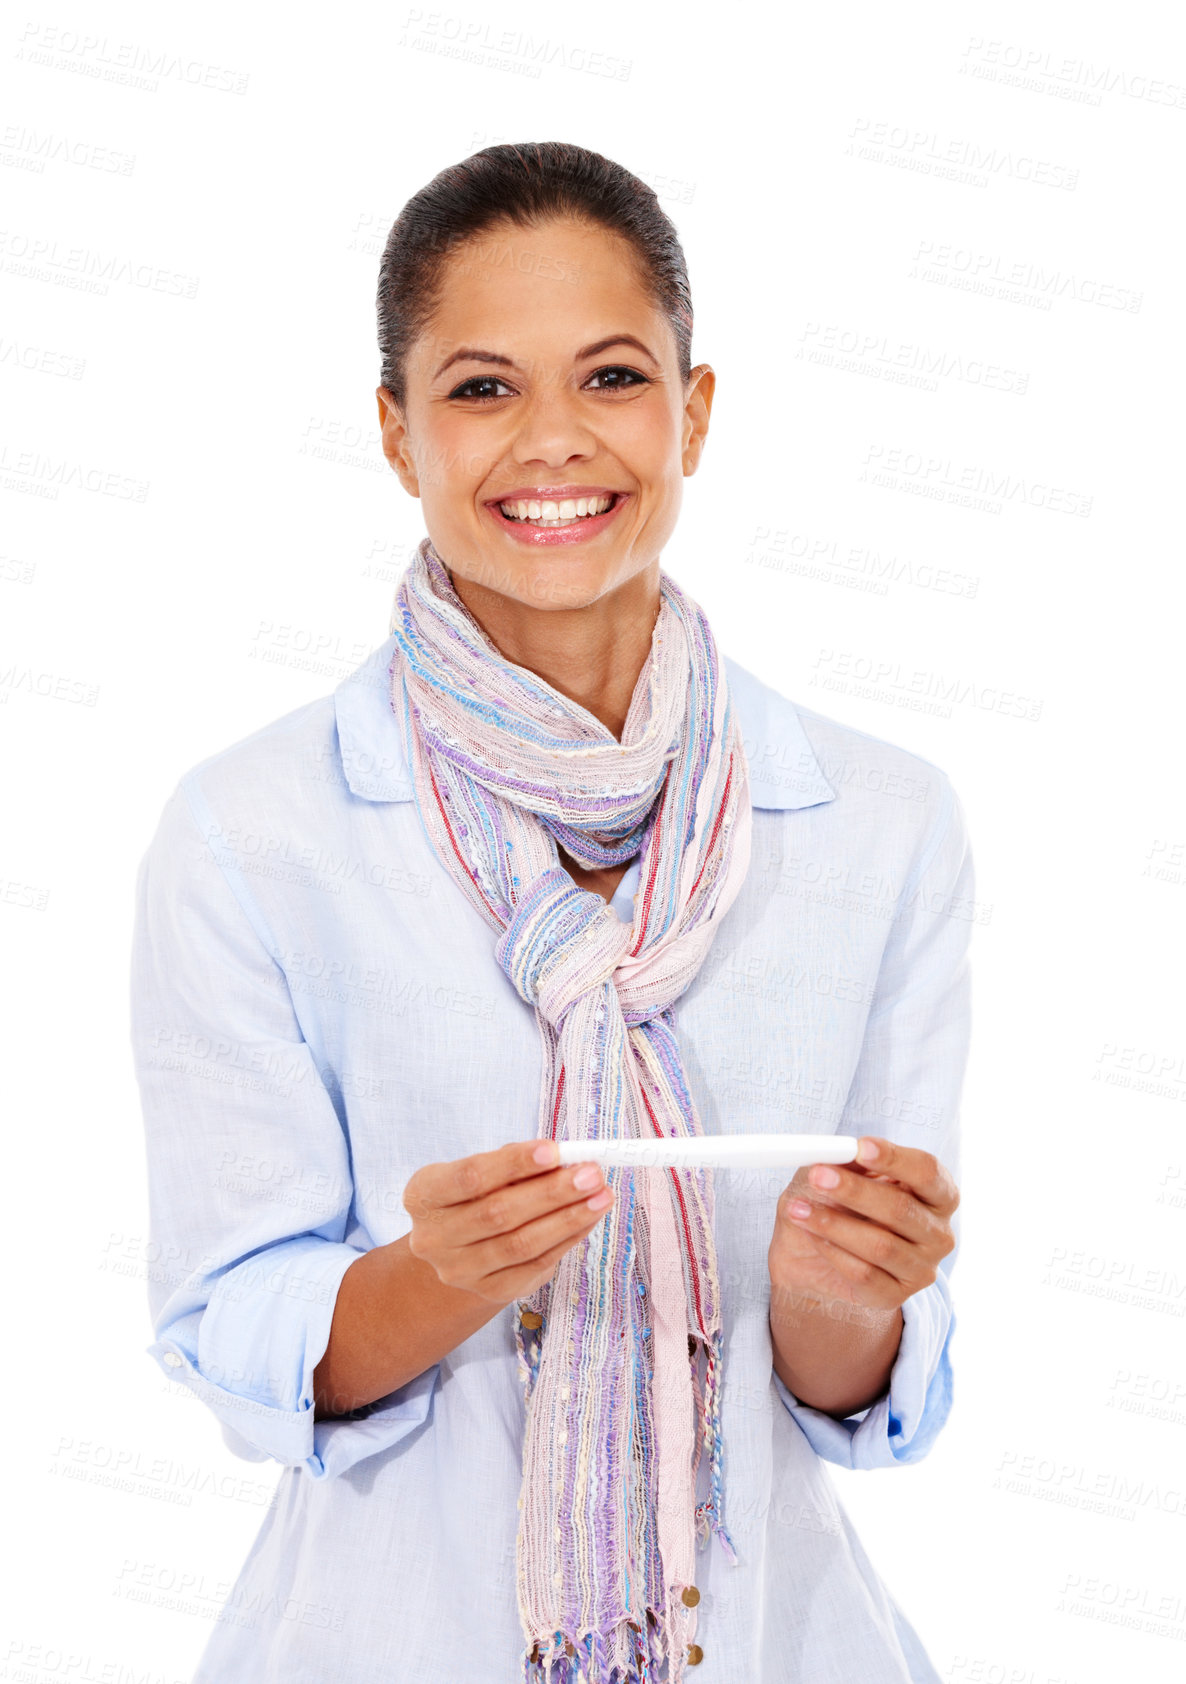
447;1160;609;1248
405;1139;567;1219
780;1195;934;1290
802;1163;939;1245
459;1183;615;1284
849;1138;960;1214
786;1228;907;1309
482;1205;614;1300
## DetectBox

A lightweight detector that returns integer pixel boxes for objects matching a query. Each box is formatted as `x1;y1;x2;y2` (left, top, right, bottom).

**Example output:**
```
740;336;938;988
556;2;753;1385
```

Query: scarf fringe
520;1600;692;1684
693;1327;738;1565
521;1628;653;1684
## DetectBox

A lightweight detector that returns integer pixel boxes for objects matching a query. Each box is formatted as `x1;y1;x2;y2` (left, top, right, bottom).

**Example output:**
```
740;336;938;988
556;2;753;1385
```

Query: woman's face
377;216;714;613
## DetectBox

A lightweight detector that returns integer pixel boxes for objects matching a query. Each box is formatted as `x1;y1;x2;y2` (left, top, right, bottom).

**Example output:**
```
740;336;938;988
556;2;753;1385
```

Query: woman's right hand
403;1140;615;1306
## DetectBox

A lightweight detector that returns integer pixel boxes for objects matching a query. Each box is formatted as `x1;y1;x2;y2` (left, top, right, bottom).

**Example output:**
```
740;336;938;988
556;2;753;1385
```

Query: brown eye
585;366;649;392
449;376;515;402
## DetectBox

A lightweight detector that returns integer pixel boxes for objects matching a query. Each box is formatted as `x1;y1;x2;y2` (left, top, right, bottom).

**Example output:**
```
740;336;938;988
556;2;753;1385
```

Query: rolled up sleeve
130;779;438;1481
774;773;973;1469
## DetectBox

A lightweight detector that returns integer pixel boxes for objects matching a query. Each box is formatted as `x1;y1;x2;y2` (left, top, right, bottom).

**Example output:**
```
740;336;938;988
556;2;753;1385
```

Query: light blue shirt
130;632;973;1683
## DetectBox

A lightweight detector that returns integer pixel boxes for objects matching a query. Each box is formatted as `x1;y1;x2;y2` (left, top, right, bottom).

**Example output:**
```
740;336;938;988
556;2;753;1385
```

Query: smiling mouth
495;492;620;527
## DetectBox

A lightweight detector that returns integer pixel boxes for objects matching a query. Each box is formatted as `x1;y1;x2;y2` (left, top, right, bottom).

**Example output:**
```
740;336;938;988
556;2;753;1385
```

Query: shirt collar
332;634;835;811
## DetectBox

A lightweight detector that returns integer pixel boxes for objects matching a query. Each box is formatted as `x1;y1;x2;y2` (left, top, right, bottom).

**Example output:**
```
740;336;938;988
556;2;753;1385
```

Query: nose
507;379;599;468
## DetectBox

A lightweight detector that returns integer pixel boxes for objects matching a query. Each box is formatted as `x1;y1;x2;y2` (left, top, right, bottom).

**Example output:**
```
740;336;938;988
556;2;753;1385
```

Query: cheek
605;397;679;474
418;415;495;492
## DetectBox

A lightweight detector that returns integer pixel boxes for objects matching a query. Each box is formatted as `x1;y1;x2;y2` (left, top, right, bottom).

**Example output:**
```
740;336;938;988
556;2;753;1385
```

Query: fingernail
858;1139;880;1162
788;1199;812;1219
533;1142;558;1165
586;1189;613;1211
573;1164;602;1190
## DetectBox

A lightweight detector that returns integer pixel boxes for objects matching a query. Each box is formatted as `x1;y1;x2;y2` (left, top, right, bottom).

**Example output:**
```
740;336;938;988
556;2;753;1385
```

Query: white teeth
497;494;615;524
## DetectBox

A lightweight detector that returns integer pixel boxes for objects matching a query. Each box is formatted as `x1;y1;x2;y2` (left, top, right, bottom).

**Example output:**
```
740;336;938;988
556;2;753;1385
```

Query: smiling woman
131;142;973;1684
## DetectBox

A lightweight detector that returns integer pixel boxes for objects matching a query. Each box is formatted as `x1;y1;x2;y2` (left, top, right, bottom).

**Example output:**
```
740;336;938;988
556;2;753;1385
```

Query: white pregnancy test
554;1134;860;1171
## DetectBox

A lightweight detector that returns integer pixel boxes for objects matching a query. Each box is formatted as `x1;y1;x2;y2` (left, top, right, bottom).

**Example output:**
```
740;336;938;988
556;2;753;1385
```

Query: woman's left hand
767;1136;960;1312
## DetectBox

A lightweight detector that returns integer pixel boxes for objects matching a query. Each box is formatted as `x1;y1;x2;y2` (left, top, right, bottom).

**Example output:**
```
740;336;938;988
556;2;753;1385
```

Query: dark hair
376;141;693;410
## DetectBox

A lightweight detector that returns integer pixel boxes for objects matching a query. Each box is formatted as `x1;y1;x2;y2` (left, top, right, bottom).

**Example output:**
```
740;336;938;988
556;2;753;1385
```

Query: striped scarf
388;535;751;1683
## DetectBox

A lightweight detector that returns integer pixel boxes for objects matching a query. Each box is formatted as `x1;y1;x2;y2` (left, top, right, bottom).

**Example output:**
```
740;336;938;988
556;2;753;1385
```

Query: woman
131;142;971;1684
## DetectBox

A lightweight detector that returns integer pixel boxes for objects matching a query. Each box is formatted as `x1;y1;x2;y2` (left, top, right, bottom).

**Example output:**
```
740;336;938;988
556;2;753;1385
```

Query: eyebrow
432;335;660;381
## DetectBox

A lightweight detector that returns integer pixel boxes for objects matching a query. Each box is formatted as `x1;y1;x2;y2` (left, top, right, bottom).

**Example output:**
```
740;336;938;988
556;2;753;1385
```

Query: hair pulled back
376;141;693;409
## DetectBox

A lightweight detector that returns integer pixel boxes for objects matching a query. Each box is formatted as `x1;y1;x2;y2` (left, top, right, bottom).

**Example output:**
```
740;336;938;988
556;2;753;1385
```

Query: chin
450;548;628;613
512;563;622;611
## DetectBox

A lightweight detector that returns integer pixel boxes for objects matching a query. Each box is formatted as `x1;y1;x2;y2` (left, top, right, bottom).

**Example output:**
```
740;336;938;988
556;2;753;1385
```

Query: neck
449;563;663;741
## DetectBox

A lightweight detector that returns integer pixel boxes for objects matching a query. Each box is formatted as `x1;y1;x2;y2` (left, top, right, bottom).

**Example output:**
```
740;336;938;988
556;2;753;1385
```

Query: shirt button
163;1352;183;1368
687;1644;704;1665
681;1586;700;1607
520;1310;543;1330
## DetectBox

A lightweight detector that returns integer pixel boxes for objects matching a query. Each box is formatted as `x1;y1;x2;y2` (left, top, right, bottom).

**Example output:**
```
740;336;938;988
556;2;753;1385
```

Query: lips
483;488;630;547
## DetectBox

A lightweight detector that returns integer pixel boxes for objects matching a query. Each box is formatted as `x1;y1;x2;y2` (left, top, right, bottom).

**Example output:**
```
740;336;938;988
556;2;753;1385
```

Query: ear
681;364;715;476
376;387;420;497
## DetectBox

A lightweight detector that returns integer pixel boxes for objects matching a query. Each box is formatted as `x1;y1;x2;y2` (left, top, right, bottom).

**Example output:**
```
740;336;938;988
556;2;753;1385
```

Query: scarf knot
495;865;634;1032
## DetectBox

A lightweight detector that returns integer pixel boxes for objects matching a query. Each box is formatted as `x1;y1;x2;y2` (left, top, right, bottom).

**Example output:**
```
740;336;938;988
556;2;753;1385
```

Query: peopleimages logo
860;444;1092;518
397;11;631;80
808;649;1043;724
746;525;980;600
14;22;251;93
0;229;201;298
958;36;1186;110
846;116;1079;190
797;320;1029;396
909;239;1142;314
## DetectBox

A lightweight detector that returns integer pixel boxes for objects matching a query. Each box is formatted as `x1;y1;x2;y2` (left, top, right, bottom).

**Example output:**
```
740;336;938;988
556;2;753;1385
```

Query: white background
3;2;1185;1680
